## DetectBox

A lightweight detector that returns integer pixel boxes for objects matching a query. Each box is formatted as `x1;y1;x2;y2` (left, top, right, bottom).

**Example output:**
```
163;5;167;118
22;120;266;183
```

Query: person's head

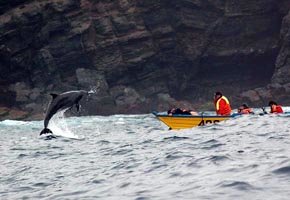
242;103;249;109
214;91;222;99
238;103;249;113
268;101;277;107
269;101;278;111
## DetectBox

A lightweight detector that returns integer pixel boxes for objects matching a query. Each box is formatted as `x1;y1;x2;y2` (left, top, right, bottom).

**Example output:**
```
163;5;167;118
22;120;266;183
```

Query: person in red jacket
214;92;232;116
238;103;254;114
269;101;283;113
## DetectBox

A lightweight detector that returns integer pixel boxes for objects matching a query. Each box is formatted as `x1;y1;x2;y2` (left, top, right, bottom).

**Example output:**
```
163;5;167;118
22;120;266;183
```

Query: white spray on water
47;108;80;139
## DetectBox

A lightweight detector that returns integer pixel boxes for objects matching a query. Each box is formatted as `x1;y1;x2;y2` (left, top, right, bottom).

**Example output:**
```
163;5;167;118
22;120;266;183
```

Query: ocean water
1;109;290;200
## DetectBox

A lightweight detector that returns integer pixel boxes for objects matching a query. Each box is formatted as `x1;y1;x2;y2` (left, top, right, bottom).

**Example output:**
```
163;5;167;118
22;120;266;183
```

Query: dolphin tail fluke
40;128;53;135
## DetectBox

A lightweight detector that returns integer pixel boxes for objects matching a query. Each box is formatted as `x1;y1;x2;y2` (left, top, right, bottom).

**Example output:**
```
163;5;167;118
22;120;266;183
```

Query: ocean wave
0;119;31;126
1;112;290;199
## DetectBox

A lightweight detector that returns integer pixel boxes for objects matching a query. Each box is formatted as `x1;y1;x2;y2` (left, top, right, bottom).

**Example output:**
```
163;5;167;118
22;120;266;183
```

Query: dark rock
255;87;272;100
9;82;31;102
156;93;195;111
272;10;290;85
29;88;41;101
0;107;9;117
0;0;290;119
240;90;261;102
7;108;29;120
110;85;145;107
268;83;286;97
283;83;290;93
76;68;109;94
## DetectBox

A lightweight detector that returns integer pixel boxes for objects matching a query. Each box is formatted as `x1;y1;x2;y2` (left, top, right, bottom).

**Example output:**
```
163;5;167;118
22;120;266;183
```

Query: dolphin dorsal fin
50;93;58;99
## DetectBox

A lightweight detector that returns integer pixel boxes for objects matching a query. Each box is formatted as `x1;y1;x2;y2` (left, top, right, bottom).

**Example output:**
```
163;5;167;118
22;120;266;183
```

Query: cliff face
0;0;290;119
239;1;290;106
273;10;290;85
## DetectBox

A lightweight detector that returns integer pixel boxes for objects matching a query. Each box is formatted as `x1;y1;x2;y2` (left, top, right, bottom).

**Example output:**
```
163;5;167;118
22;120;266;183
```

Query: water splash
89;82;101;94
48;109;80;139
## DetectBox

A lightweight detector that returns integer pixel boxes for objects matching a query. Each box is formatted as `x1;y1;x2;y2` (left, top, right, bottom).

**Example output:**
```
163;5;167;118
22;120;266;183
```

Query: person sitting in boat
167;108;197;116
238;103;254;114
214;91;232;116
268;101;283;114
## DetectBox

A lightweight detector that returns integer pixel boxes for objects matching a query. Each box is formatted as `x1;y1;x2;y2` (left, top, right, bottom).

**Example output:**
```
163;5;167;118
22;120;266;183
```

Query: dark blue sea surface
1;108;290;200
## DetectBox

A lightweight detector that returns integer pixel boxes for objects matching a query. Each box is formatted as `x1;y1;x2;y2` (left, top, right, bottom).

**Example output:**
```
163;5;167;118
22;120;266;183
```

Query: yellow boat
152;112;238;130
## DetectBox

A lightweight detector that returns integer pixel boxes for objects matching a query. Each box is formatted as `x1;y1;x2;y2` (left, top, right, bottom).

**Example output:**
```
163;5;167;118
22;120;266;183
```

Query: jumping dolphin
40;90;89;135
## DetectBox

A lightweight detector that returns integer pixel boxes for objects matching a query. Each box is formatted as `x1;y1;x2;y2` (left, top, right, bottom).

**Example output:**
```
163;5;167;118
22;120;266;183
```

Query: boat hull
153;113;233;129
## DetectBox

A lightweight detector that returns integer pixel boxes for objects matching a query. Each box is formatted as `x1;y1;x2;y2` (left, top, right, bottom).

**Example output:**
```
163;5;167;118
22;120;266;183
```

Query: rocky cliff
1;0;290;119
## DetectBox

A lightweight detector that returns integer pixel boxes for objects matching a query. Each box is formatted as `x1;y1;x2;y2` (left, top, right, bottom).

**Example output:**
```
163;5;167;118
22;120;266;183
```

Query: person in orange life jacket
268;101;283;113
238;103;254;114
214;91;232;115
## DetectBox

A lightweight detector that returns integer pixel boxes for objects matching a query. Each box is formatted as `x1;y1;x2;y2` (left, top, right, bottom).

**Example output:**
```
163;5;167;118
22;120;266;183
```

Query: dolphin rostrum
40;90;89;135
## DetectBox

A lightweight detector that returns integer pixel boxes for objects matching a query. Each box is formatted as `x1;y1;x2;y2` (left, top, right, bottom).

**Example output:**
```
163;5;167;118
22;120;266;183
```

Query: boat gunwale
152;113;236;118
